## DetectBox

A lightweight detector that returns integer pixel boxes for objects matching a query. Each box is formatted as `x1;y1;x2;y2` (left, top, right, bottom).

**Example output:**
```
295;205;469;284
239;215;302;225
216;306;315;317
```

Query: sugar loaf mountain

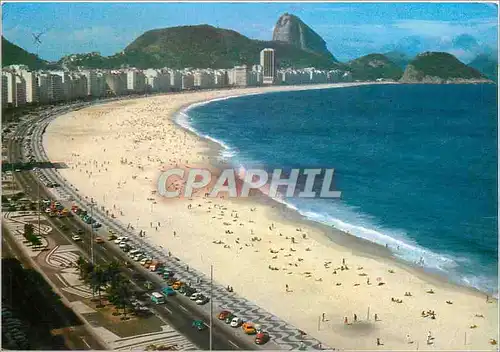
2;13;495;83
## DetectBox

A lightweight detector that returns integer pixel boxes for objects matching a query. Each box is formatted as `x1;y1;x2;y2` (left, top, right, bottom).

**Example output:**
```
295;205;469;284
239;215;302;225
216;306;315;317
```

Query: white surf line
228;340;240;349
178;304;188;312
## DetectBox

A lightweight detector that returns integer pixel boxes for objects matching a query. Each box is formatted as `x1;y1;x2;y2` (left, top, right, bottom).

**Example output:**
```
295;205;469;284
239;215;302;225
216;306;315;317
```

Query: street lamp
90;198;95;264
210;264;213;351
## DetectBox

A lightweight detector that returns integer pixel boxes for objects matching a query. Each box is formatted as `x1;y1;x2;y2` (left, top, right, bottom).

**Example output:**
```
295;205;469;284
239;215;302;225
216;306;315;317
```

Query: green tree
103;261;122;287
90;265;106;308
23;223;34;240
107;274;132;319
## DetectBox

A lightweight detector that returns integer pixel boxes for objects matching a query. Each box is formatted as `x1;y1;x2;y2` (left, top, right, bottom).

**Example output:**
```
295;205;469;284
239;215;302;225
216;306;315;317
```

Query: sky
2;2;498;63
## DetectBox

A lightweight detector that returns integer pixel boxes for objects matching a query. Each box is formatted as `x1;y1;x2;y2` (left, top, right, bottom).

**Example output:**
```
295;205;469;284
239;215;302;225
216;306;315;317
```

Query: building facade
260;48;276;85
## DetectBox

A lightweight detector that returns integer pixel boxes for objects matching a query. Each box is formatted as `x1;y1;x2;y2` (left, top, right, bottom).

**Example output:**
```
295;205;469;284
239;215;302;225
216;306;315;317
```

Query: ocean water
177;84;498;295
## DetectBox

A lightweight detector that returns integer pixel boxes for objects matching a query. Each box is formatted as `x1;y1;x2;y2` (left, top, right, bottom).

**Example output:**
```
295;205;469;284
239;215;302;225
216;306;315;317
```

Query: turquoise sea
177;84;498;295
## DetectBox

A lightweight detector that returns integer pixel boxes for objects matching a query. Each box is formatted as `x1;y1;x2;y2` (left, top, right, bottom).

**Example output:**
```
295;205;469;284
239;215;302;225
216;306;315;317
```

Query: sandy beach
43;83;498;350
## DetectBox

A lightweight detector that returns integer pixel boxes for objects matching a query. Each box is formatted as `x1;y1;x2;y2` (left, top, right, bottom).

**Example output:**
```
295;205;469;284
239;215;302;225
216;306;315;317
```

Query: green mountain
383;51;412;69
347;54;403;81
468;54;497;82
401;52;487;83
60;25;339;70
2;37;48;69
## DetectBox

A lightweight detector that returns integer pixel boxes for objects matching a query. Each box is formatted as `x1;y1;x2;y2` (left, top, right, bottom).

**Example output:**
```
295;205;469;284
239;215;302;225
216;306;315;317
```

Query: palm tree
23;224;34;242
90;265;106;308
75;256;87;279
103;261;121;287
107;274;132;319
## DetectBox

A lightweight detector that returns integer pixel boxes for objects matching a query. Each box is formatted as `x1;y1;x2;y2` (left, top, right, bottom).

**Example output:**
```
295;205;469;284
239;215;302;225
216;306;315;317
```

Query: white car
114;236;127;244
230;317;243;327
72;235;82;241
190;292;202;301
134;254;144;261
119;242;128;248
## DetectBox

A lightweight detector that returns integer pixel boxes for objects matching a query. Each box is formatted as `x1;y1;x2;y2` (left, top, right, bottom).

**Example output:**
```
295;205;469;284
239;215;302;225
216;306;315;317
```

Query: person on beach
376;338;381;346
353;314;357;322
406;334;413;344
344;317;348;325
322;313;326;322
286;284;289;292
374;314;378;321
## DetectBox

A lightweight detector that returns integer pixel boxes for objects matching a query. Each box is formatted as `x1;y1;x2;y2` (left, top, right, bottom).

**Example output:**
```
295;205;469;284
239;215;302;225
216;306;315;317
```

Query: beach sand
44;83;498;350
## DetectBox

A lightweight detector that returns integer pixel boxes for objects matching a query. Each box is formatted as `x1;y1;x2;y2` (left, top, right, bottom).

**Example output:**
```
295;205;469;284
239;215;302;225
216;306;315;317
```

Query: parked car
94;237;104;244
242;322;257;335
255;331;270;345
71;235;82;241
190;292;202;301
218;310;232;320
196;296;209;305
230;317;243;327
225;313;235;324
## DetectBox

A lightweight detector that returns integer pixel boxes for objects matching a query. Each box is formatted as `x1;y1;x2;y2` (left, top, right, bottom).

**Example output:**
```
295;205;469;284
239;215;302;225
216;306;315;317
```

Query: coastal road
15;98;329;350
7;113;256;351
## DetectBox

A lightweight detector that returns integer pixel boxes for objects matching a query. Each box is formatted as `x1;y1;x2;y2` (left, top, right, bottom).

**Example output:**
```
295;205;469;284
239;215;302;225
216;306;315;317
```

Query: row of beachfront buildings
2;48;352;109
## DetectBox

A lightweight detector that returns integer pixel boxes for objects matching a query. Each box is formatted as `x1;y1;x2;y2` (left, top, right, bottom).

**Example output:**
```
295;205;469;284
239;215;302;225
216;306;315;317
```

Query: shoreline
173;84;497;299
43;82;498;350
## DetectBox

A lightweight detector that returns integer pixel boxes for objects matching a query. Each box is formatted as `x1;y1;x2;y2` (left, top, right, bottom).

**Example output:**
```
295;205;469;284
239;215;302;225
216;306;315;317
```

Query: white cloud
393;18;497;38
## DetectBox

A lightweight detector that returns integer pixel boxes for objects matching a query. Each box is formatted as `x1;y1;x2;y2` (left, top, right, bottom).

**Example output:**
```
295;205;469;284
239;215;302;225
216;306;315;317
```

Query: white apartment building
169;70;182;90
181;73;195;90
36;73;50;103
260;48;276;85
214;70;228;87
3;71;26;107
70;73;88;99
105;72;127;96
194;70;215;89
83;70;100;96
48;74;64;102
20;70;39;103
144;69;170;92
15;75;27;106
127;70;146;93
232;65;249;87
52;71;72;100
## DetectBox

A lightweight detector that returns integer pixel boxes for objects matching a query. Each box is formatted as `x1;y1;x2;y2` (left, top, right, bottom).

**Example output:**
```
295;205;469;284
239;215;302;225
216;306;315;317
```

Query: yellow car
242;322;257;335
108;234;117;241
172;281;183;290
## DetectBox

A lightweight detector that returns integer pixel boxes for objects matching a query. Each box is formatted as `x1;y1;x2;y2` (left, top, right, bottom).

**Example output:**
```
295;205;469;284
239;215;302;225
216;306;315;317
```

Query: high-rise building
181;73;195;90
126;70;146;93
20;70;39;103
232;65;249;87
2;75;8;109
104;72;127;96
3;71;26;107
48;74;64;102
52;71;72;100
83;70;100;96
14;75;27;106
260;48;276;85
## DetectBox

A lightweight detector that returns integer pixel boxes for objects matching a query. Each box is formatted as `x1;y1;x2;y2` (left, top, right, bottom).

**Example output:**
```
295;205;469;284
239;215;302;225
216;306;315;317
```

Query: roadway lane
7;115;255;350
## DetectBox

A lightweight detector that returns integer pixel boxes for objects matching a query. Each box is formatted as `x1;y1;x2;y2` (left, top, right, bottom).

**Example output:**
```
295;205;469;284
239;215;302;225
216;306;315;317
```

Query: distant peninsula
400;52;493;84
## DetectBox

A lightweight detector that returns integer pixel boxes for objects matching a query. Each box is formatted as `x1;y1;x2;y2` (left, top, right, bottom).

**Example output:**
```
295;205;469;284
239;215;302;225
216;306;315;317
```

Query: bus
151;292;165;305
